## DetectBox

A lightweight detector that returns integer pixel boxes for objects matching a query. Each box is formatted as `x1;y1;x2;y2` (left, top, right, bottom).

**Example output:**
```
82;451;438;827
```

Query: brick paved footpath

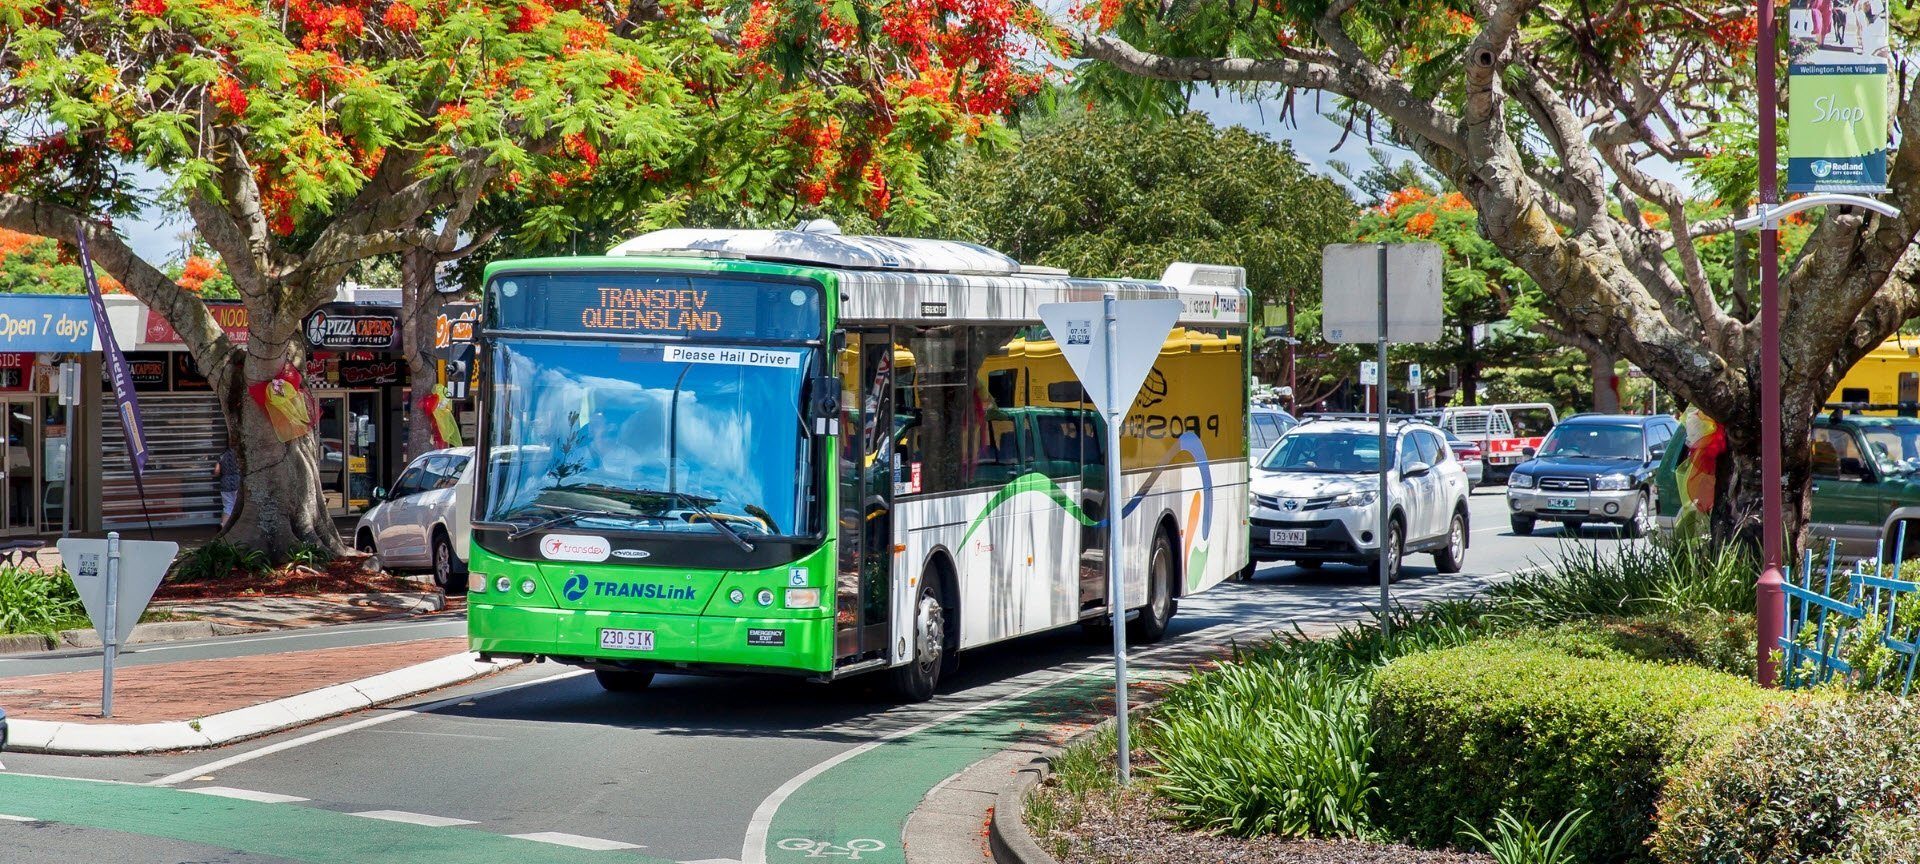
0;637;467;724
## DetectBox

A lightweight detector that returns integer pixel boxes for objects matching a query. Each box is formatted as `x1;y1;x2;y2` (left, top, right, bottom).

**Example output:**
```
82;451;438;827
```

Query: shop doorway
0;397;40;535
317;391;382;516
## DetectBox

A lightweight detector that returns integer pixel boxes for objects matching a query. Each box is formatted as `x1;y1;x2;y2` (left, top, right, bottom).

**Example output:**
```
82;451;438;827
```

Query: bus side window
1901;373;1919;405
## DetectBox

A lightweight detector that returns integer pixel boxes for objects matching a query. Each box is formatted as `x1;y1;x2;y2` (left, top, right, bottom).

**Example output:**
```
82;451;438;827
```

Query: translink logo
562;573;589;602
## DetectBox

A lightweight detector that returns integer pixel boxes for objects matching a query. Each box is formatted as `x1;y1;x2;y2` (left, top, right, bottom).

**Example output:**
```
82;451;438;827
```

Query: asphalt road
1;490;1622;864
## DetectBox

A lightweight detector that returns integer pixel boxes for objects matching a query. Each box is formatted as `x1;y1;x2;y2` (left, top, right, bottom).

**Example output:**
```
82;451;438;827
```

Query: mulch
1031;772;1491;864
156;556;427;600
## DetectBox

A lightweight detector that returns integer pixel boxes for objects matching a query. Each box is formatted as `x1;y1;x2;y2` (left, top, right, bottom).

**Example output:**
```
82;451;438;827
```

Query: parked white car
1249;419;1472;582
354;447;473;590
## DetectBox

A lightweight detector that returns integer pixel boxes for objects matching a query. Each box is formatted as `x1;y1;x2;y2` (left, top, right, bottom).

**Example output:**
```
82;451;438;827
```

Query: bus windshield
482;338;814;537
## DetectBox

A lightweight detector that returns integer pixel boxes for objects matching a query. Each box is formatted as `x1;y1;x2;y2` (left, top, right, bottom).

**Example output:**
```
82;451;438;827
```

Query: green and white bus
467;225;1250;699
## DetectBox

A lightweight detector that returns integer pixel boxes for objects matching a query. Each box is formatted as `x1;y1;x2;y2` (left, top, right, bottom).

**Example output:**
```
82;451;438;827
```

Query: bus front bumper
468;603;835;674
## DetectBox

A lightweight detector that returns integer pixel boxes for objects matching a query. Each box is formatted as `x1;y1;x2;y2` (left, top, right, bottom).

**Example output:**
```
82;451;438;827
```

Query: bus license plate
1546;497;1577;510
1270;529;1307;546
599;629;655;651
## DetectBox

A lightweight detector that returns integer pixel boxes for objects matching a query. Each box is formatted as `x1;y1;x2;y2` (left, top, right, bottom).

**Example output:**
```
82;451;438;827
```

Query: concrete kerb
5;652;519;756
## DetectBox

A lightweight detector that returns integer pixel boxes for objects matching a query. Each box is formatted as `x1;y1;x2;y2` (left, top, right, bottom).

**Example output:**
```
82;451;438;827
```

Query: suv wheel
1367;518;1405;584
1624;490;1654;538
1434;511;1467;574
1510;515;1535;536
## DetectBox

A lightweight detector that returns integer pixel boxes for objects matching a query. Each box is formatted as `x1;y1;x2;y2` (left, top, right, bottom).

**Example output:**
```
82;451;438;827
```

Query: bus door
835;331;895;662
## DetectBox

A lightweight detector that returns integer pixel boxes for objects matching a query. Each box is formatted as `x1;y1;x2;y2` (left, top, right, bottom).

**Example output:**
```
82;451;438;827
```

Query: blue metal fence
1779;524;1920;694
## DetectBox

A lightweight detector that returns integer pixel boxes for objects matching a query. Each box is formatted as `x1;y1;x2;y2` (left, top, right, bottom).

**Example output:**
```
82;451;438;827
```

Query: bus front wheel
889;582;945;702
594;669;654;693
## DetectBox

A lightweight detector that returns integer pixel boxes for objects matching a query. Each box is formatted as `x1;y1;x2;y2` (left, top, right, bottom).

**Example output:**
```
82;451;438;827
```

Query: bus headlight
757;589;775;607
468;572;488;593
495;576;512;594
519;579;538;596
784;588;821;609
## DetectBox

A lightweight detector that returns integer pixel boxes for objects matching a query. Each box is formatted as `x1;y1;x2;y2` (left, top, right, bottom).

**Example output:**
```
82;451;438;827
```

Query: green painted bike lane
0;773;678;864
760;669;1133;864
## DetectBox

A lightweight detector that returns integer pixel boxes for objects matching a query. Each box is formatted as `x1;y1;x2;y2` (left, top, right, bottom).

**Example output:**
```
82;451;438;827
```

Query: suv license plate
599;628;655;651
1270;529;1307;546
1546;497;1578;510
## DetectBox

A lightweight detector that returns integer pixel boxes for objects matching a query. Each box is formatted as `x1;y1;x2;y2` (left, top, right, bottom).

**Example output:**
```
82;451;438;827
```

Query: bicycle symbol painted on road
776;837;887;859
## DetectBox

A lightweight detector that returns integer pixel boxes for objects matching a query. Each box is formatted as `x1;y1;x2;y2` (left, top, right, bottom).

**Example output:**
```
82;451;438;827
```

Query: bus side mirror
810;375;843;419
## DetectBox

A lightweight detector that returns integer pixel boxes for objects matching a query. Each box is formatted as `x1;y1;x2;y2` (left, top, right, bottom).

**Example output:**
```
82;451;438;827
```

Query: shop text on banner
1786;0;1892;193
75;228;149;478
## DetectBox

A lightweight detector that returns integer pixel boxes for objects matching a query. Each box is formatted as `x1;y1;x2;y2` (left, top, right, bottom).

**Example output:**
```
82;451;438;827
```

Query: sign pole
101;531;119;718
1103;292;1131;785
1376;244;1392;639
60;361;74;539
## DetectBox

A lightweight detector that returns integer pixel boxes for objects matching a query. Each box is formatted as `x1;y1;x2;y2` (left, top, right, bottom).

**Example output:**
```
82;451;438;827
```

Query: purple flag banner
74;227;149;478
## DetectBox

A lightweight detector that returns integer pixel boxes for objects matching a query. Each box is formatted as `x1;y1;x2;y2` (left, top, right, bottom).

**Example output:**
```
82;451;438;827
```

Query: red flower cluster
177;256;221;292
381;2;418;32
130;0;167;16
213;76;250;116
510;2;552;33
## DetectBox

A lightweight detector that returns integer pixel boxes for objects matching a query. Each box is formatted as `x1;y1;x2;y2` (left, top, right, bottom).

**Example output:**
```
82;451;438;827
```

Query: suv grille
1538;477;1591;492
1255;494;1338;512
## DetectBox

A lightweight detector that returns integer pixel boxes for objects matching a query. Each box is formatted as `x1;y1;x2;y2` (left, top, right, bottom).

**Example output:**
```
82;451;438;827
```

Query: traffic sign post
57;533;178;718
1039;294;1182;785
1409;364;1423;411
1323;243;1443;638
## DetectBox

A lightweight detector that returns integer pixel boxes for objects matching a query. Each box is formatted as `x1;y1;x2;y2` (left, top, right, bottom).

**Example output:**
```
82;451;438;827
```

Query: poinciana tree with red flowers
0;0;1036;559
1055;0;1920;548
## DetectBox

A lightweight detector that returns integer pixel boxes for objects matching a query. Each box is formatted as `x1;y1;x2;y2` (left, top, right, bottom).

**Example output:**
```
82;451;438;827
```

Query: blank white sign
1322;243;1444;344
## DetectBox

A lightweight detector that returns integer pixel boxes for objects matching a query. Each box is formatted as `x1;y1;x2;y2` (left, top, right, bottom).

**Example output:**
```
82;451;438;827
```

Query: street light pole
1756;0;1784;688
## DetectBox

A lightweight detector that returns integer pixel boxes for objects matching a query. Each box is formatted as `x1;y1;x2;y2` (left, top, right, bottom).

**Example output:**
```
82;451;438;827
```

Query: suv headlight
1510;473;1536;489
1593;473;1632;491
1331;489;1378;509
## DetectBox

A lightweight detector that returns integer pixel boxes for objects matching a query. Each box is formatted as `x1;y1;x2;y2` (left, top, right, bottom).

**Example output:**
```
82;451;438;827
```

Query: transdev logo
540;533;611;563
562;573;589;602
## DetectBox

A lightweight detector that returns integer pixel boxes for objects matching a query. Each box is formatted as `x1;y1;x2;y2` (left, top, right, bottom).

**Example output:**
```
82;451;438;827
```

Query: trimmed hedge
1651;696;1920;864
1528;611;1759;679
1370;641;1777;863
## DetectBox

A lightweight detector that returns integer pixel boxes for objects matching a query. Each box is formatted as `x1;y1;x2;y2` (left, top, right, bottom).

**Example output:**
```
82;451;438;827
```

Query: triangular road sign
1038;299;1184;417
58;538;178;647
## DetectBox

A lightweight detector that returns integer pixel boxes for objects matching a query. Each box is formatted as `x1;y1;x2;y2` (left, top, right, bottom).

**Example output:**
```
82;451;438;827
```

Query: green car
1656;409;1920;558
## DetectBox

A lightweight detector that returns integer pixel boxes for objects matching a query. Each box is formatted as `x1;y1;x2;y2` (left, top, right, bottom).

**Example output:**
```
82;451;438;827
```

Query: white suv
1249;419;1472;582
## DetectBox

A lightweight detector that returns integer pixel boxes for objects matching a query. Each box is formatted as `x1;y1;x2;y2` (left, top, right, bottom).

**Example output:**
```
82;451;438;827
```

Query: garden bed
1027;736;1490;864
155;557;424;600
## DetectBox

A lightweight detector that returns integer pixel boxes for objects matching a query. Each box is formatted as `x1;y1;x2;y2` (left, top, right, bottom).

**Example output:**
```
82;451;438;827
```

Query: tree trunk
1459;319;1479;406
216;325;345;558
400;248;447;463
1589;348;1620;413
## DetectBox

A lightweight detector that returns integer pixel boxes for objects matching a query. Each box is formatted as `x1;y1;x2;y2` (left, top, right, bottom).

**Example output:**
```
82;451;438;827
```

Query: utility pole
1756;0;1784;688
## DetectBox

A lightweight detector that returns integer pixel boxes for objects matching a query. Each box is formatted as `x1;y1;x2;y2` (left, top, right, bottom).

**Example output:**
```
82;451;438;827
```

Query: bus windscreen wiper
630;488;756;553
503;504;631;541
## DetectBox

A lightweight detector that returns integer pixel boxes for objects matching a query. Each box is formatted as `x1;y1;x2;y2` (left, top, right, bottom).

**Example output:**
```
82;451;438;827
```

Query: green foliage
1457;809;1591;864
1370;641;1777;863
286;543;333;568
930;109;1356;314
1651;696;1920;864
1486;533;1756;626
0;566;82;635
171;539;270;583
1527;611;1758;679
1149;661;1377;839
1234;598;1491;680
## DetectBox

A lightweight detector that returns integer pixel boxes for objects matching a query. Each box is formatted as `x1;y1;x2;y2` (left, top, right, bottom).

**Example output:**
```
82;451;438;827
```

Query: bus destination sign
489;272;821;341
580;288;723;334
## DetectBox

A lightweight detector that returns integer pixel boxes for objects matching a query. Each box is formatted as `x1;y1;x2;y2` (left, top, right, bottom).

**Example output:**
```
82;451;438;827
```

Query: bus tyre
594;669;654;693
1129;531;1177;644
890;582;945;702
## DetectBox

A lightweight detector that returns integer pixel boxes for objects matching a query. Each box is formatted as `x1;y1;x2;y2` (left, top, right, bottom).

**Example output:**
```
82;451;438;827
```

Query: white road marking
738;617;1278;864
351;810;478;827
365;728;507;741
0;813;37;822
183;786;309;804
147;669;589;787
680;859;744;864
510;831;644;851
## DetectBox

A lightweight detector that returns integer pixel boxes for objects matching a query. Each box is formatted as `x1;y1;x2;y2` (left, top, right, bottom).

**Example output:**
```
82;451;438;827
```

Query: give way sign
1037;299;1184;417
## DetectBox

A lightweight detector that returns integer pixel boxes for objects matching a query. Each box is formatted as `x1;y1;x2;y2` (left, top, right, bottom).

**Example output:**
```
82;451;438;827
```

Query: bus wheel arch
920;549;962;676
1129;517;1180;644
